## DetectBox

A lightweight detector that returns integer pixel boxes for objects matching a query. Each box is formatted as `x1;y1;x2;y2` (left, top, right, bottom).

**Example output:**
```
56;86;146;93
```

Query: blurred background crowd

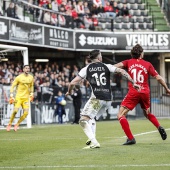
3;0;131;30
0;61;122;105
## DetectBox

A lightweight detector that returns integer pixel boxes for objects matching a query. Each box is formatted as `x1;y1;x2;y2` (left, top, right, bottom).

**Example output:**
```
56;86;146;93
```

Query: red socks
119;116;134;140
118;113;159;140
147;113;160;128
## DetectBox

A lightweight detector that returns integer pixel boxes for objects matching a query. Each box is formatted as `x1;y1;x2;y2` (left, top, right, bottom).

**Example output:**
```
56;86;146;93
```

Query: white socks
79;120;98;145
89;118;96;137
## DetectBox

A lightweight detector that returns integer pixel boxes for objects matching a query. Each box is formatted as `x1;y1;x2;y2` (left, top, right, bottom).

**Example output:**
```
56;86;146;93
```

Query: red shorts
121;90;150;111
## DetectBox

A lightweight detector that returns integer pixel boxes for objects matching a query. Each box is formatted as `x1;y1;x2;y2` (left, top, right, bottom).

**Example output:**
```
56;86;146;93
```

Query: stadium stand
1;0;170;31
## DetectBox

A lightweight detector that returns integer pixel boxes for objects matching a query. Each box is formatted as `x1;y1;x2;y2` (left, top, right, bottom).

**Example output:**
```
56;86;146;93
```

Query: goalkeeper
6;65;34;132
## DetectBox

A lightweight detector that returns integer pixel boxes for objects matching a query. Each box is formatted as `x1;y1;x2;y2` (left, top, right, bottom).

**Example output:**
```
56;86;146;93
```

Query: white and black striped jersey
78;62;117;101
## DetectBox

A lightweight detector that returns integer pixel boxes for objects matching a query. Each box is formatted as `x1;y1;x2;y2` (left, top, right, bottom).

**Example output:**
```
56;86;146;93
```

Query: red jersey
92;18;98;26
71;10;78;19
104;6;113;12
57;0;62;5
122;59;158;93
39;0;48;6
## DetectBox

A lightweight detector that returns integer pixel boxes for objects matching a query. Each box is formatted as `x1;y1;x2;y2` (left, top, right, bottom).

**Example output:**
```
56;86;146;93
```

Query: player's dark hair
88;50;100;60
131;44;143;59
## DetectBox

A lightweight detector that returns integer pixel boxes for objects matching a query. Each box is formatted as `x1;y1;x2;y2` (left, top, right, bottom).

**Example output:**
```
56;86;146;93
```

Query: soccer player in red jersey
114;44;170;145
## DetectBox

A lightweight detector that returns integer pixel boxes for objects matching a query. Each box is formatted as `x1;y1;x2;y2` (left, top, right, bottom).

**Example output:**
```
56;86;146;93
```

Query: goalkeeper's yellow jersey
10;73;34;99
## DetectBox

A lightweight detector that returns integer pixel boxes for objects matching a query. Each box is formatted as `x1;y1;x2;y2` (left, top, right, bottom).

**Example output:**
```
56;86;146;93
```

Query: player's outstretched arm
66;76;82;96
155;75;170;94
114;62;124;68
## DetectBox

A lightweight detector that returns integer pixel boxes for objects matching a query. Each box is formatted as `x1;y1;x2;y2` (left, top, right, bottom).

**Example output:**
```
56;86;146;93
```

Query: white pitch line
120;128;170;138
0;164;170;169
0;128;170;141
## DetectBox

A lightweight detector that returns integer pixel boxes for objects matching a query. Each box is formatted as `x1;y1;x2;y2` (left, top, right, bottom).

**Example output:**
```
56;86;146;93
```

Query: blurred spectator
43;11;52;25
72;1;77;10
7;2;19;19
54;90;66;124
84;14;98;30
93;0;102;7
51;0;59;11
77;1;85;17
46;0;52;10
70;72;76;81
121;4;130;17
84;2;90;16
59;2;66;12
0;78;8;85
92;14;98;26
71;85;82;124
72;65;79;75
97;4;105;17
65;9;73;28
26;0;34;14
41;81;53;103
37;4;43;22
91;4;98;15
66;1;72;10
112;1;121;17
58;14;66;27
104;1;116;18
84;15;93;29
71;7;85;28
51;13;58;25
57;0;62;6
34;79;41;101
39;0;48;8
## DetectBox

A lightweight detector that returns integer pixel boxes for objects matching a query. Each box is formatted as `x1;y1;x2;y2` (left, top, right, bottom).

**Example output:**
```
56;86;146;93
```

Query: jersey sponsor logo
79;34;117;46
94;88;109;92
126;34;169;47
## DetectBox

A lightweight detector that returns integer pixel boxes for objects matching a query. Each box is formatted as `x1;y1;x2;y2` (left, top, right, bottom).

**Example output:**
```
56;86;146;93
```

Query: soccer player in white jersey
66;49;140;149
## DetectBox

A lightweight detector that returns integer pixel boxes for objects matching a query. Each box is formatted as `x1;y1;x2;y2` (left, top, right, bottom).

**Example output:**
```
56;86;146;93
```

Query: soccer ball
60;100;67;106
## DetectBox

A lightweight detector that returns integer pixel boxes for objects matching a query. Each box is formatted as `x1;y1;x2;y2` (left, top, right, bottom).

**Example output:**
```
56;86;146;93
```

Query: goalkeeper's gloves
9;93;15;104
29;93;34;102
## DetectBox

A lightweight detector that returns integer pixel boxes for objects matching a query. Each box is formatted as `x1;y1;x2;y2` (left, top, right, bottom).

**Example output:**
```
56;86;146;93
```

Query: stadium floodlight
0;58;8;61
35;59;49;62
0;44;31;129
165;59;170;62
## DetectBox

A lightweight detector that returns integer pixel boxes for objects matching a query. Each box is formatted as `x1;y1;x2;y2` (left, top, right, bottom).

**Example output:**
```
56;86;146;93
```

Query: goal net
0;44;31;129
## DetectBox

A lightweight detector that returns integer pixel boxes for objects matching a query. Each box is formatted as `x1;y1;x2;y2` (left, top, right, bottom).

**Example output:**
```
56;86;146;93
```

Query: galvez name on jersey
89;67;105;72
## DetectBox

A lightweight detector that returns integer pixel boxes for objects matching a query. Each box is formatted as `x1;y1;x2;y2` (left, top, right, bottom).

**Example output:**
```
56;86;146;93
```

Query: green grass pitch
0;119;170;170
